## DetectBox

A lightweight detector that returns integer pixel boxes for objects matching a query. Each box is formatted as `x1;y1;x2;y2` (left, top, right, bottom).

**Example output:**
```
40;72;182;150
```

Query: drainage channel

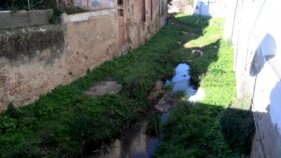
92;63;197;158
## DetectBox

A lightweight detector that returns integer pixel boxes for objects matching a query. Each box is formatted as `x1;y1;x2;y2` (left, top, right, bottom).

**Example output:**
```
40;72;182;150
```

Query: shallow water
93;63;196;158
166;63;197;96
94;119;161;158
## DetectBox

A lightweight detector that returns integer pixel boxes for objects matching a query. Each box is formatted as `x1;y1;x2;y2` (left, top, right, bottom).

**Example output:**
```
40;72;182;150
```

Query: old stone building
0;0;167;111
64;0;168;51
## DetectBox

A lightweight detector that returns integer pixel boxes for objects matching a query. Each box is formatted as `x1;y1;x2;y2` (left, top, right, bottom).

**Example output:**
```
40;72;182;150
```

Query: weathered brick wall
123;0;166;50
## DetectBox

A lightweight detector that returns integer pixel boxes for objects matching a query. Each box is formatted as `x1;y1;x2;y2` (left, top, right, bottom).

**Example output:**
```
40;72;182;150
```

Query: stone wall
224;0;281;157
0;0;167;111
70;0;115;11
0;25;64;111
0;9;118;111
62;9;118;77
0;9;53;29
123;0;167;50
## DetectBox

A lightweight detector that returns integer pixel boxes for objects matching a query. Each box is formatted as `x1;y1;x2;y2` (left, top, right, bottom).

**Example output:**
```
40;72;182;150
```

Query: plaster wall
0;9;53;29
0;0;167;111
224;0;281;157
124;0;166;50
0;10;118;111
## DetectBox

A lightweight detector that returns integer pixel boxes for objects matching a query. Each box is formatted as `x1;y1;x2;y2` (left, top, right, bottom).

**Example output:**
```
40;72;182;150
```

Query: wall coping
63;9;116;23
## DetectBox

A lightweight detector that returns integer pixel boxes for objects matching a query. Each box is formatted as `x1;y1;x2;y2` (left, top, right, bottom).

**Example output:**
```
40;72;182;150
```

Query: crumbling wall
0;25;64;111
62;9;118;76
0;9;118;111
124;0;166;50
0;0;167;111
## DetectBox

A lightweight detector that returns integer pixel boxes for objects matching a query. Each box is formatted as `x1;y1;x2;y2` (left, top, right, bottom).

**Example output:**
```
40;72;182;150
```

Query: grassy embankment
153;14;254;158
0;15;207;157
0;14;254;157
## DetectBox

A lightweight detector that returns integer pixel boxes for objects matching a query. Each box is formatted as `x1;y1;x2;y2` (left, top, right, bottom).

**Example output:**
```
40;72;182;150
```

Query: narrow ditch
93;63;199;158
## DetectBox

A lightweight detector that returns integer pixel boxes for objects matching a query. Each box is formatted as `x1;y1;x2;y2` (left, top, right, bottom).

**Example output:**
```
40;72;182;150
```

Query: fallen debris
84;81;122;96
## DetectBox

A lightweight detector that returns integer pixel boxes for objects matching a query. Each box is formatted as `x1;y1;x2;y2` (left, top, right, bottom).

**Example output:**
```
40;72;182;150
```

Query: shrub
6;103;22;119
3;140;41;158
146;114;161;136
220;108;255;155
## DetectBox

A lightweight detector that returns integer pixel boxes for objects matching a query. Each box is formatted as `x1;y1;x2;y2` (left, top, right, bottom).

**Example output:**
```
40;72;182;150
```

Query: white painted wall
224;0;281;157
193;0;225;17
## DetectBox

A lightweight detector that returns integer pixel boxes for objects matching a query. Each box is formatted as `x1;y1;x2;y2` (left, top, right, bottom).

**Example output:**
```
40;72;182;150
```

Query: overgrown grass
0;16;205;157
153;15;247;157
175;13;210;29
146;114;161;137
220;107;255;155
0;14;251;157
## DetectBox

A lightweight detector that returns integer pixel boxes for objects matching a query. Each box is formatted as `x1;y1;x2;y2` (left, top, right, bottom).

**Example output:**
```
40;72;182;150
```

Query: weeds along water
0;15;202;157
153;15;254;158
0;15;252;158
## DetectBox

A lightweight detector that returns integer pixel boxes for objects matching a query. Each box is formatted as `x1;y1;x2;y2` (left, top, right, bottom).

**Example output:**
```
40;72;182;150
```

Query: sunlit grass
200;41;236;106
0;13;246;158
184;18;223;48
153;15;240;158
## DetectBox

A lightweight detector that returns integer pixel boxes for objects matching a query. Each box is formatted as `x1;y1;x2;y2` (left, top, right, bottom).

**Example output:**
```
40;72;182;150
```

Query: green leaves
0;16;185;157
154;15;241;158
220;108;255;155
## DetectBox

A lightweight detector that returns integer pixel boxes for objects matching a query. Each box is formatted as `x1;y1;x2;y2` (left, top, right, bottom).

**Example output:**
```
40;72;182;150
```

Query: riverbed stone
154;95;171;113
148;80;165;101
84;81;122;96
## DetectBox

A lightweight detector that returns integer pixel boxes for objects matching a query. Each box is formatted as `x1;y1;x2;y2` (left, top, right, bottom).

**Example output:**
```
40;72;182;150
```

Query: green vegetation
0;14;254;157
220;107;255;155
220;97;255;155
153;15;254;158
146;114;161;137
175;13;210;30
0;15;201;157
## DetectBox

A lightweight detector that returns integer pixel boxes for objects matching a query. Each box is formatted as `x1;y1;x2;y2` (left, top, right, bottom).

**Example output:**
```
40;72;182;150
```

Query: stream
93;63;197;158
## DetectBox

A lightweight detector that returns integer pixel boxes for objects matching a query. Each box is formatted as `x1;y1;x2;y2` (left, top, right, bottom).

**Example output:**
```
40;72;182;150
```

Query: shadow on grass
153;15;256;158
154;102;256;158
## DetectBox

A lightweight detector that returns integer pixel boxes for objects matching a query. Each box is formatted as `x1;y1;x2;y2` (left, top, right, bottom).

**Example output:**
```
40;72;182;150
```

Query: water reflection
94;63;197;158
95;120;160;158
166;63;197;96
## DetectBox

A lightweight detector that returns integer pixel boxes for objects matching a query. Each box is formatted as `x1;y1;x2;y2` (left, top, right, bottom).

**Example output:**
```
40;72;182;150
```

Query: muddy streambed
92;63;197;158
